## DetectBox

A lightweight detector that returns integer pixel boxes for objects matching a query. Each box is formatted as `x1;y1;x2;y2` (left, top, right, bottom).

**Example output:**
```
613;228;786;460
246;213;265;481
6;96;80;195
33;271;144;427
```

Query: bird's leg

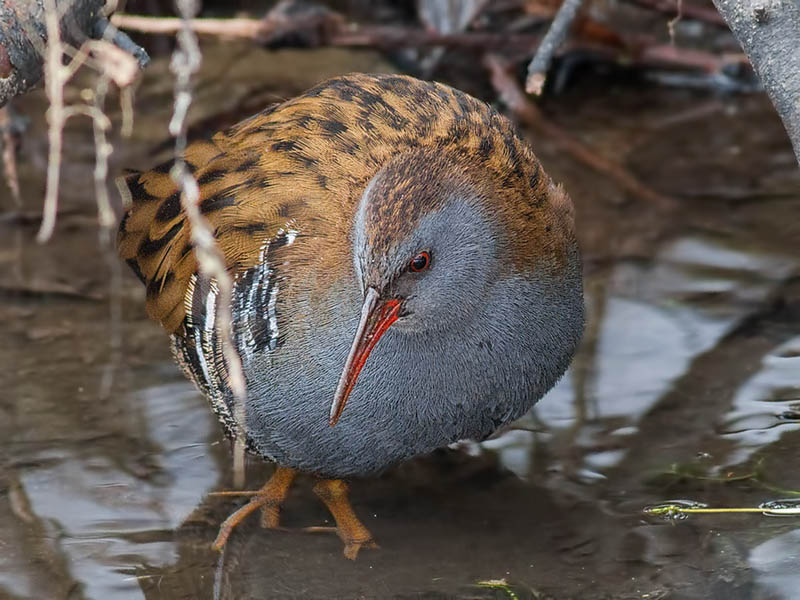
312;479;377;560
212;466;296;550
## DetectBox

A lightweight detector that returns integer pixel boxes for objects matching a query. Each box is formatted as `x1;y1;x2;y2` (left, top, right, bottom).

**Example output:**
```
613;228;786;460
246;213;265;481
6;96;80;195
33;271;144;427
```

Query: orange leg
212;467;296;550
312;479;377;560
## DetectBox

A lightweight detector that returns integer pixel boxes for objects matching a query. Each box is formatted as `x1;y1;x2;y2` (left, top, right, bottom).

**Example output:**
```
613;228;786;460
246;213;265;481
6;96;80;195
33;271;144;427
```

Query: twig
111;15;264;38
485;54;676;210
0;0;147;107
552;36;749;79
119;86;134;138
169;0;248;489
111;12;744;85
476;579;520;600
111;13;543;51
37;0;68;243
0;105;20;203
87;40;131;231
667;0;683;44
90;92;113;228
99;226;123;400
0;280;104;301
91;18;150;67
645;502;800;517
91;32;122;401
525;0;584;94
636;43;747;74
625;0;727;27
36;4;140;243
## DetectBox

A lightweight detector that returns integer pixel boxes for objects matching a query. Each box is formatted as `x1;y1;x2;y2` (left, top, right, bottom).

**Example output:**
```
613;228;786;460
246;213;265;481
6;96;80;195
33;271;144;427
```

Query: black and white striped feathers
170;225;298;444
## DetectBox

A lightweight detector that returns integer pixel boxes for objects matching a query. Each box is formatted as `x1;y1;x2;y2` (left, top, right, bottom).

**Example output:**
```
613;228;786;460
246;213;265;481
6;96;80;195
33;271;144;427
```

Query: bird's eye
409;251;431;273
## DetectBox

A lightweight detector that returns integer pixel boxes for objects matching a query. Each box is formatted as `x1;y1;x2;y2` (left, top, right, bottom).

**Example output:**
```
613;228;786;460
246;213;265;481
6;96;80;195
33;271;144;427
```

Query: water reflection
750;527;800;600
722;336;800;467
9;381;217;599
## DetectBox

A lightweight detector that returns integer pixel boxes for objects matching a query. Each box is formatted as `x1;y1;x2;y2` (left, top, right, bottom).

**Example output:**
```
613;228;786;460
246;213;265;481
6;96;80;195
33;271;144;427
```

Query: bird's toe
342;537;379;561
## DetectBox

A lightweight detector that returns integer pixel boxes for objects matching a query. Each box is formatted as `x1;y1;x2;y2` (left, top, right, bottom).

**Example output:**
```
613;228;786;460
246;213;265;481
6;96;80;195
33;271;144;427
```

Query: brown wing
117;73;556;334
116;128;322;334
120;145;251;331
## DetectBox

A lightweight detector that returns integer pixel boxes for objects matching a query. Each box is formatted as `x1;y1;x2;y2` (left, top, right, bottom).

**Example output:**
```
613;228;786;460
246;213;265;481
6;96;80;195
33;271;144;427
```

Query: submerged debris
645;499;800;520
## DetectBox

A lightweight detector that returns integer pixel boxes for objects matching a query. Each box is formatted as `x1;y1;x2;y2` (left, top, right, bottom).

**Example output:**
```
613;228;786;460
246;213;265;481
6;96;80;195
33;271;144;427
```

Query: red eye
409;251;430;272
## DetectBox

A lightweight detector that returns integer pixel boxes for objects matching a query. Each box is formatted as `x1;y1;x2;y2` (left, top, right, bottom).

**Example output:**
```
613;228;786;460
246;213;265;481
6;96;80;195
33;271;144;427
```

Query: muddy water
1;41;799;599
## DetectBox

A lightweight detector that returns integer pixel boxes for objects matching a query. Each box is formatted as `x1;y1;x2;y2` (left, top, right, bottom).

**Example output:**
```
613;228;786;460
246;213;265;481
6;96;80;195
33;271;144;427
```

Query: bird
117;73;584;559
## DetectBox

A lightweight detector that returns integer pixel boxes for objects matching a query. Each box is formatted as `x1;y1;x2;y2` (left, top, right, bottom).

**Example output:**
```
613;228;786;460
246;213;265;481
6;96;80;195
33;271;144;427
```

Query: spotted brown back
117;73;569;335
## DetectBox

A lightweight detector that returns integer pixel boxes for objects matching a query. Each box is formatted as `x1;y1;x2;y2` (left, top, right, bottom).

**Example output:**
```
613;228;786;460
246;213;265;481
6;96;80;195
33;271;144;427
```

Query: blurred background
1;1;799;598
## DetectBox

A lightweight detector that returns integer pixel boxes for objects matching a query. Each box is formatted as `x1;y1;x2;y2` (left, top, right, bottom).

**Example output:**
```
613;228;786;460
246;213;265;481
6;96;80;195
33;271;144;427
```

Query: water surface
2;42;799;599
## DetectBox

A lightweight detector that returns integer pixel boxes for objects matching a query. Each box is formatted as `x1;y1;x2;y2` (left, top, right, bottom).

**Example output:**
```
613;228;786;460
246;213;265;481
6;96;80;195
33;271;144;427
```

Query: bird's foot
312;479;378;560
212;467;296;550
342;536;379;561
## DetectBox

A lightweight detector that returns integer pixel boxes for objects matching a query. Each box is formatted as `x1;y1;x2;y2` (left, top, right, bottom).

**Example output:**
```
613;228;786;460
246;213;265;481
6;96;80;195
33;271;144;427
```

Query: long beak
329;287;402;426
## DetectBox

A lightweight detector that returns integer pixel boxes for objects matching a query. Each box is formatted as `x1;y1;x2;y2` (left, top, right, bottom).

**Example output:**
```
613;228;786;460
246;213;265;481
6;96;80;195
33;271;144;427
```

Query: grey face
327;174;504;425
353;187;500;334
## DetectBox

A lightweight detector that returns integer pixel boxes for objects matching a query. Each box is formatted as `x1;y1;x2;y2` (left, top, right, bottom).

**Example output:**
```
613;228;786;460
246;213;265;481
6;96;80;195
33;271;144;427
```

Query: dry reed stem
38;0;67;243
170;0;248;488
525;0;584;94
110;12;544;51
37;1;140;242
0;106;20;203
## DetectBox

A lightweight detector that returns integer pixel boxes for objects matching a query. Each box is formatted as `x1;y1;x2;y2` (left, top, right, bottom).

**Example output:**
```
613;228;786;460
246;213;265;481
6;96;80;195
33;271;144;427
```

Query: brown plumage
117;73;582;559
118;73;572;334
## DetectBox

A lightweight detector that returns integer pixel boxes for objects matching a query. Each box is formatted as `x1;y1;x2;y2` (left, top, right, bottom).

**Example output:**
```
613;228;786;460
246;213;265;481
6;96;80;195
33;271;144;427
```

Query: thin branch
0;106;20;203
625;0;727;27
89;77;114;232
36;4;138;243
61;103;111;122
667;0;683;43
485;54;676;210
38;0;68;243
120;86;134;138
96;38;122;399
525;0;584;94
169;0;248;488
636;43;747;73
110;13;543;51
0;0;147;107
111;14;264;37
111;11;745;85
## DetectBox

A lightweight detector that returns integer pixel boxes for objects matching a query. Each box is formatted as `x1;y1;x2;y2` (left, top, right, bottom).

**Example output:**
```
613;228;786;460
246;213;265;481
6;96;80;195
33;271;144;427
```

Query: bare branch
38;0;68;243
0;0;147;107
667;0;684;43
169;0;249;488
89;77;114;230
625;0;727;26
525;0;584;94
0;106;21;203
110;14;264;38
110;13;544;51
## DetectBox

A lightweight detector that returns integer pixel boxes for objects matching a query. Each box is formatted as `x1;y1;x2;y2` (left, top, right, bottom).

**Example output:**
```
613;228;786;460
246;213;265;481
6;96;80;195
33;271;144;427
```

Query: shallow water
2;41;799;599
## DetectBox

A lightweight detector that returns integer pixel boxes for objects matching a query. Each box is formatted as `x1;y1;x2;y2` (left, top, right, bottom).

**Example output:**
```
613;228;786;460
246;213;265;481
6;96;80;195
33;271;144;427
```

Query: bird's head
328;147;578;426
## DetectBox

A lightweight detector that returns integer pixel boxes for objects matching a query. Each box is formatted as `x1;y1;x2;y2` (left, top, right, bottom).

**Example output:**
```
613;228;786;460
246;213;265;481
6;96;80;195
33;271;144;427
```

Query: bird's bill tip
329;288;401;426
